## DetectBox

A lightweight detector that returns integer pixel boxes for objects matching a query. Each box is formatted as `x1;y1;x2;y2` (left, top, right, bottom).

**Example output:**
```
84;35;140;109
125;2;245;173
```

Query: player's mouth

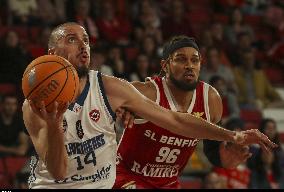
184;72;195;81
78;52;90;63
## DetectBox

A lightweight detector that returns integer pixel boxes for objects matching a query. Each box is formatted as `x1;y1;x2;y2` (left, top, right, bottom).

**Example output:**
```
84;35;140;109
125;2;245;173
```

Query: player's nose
184;60;194;69
78;40;87;52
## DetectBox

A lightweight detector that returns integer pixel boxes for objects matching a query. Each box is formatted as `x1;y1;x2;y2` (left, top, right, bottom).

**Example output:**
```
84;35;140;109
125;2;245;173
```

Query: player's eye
174;57;187;63
68;37;76;43
191;58;200;64
83;38;89;45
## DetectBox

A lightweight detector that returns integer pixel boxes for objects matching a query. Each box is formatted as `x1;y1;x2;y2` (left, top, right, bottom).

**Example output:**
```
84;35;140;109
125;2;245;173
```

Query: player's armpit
203;139;222;167
130;81;157;102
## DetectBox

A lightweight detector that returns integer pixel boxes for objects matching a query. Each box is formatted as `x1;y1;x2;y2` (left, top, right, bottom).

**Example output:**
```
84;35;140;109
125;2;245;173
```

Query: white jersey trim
203;83;211;122
134;77;160;125
162;77;196;113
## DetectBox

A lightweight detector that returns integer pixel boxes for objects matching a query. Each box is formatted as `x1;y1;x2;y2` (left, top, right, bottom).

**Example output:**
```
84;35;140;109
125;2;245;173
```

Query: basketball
22;55;79;112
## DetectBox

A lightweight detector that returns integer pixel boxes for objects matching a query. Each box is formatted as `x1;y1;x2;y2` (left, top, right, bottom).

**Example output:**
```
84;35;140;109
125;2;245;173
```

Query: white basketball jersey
29;71;117;189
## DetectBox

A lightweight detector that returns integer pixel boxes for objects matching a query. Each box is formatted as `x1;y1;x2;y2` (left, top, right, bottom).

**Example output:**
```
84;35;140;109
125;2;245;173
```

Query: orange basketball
22;55;79;112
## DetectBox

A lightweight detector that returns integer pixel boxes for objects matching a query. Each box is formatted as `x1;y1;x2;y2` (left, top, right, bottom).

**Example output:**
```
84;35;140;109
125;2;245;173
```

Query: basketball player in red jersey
114;36;261;189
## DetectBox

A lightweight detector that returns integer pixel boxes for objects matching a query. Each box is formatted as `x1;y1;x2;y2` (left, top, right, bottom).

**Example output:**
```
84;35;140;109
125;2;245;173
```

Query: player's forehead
59;24;89;39
172;47;199;58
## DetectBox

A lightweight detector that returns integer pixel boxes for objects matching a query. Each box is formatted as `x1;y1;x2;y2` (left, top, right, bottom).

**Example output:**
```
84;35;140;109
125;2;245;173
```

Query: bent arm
22;101;67;180
104;75;236;142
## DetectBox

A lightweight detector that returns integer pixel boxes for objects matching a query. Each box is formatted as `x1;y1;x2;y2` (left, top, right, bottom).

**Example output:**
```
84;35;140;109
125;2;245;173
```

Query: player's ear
199;54;203;65
48;48;55;55
161;60;168;74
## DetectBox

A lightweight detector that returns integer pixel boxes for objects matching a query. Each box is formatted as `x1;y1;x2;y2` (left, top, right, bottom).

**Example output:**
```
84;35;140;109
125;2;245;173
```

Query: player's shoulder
131;80;155;91
131;79;157;101
201;81;219;98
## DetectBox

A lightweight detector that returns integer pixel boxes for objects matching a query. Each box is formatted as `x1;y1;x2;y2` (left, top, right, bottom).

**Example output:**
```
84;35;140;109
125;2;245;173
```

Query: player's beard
76;65;89;78
169;70;198;91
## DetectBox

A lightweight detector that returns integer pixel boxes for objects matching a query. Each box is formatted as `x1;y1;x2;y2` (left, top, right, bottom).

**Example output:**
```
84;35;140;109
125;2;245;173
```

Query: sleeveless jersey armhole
134;77;160;124
203;83;211;122
97;72;116;121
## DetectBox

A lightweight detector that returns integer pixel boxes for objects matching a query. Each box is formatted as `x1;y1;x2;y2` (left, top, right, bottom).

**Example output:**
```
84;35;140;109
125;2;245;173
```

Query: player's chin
79;58;90;66
184;78;196;84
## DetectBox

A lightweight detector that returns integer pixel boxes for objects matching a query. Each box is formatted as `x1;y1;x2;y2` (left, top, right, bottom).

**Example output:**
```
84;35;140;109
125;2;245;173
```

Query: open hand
233;129;278;154
116;107;135;128
220;142;252;169
29;100;69;129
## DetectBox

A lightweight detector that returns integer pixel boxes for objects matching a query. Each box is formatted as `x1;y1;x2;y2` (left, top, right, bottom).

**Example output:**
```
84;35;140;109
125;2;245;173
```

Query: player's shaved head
48;22;83;49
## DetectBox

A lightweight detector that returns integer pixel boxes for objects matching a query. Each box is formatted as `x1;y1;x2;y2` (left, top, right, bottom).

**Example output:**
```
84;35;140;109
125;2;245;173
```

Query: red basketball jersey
116;76;211;188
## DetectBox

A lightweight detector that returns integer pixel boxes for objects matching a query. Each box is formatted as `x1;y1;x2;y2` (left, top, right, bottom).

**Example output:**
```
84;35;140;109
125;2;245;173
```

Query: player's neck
166;79;194;112
77;76;88;99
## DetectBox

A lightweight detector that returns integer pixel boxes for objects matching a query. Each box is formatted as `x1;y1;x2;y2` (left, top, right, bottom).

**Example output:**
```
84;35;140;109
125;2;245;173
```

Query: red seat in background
0;157;28;188
26;44;45;58
244;15;261;27
264;68;284;86
0;83;17;95
280;133;284;144
213;14;229;24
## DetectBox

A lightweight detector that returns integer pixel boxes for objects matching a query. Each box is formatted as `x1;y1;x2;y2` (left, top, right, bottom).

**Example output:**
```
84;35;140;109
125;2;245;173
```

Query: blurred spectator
212;0;245;14
224;8;254;46
241;0;268;15
0;1;8;25
263;1;284;31
140;35;161;74
0;31;32;84
91;48;113;76
0;94;29;157
213;118;251;189
199;30;214;51
37;27;51;50
130;54;151;82
210;22;226;50
228;32;254;66
37;0;66;26
248;149;284;189
74;0;98;44
233;49;283;109
200;46;237;93
28;27;52;58
161;0;194;40
210;22;232;67
202;171;227;189
133;0;163;45
96;0;132;45
258;119;284;167
209;76;240;125
198;30;213;64
107;45;128;80
131;26;145;47
8;0;40;26
268;33;284;70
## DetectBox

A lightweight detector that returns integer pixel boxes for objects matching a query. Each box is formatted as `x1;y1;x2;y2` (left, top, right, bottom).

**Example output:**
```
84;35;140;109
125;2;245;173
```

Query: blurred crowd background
0;0;284;189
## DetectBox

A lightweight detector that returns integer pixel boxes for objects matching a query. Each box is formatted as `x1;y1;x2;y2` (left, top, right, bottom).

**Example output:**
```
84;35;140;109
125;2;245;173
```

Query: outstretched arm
103;75;277;149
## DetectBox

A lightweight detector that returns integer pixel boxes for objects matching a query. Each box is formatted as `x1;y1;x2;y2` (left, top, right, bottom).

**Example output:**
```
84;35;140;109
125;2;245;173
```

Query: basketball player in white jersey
22;22;277;189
